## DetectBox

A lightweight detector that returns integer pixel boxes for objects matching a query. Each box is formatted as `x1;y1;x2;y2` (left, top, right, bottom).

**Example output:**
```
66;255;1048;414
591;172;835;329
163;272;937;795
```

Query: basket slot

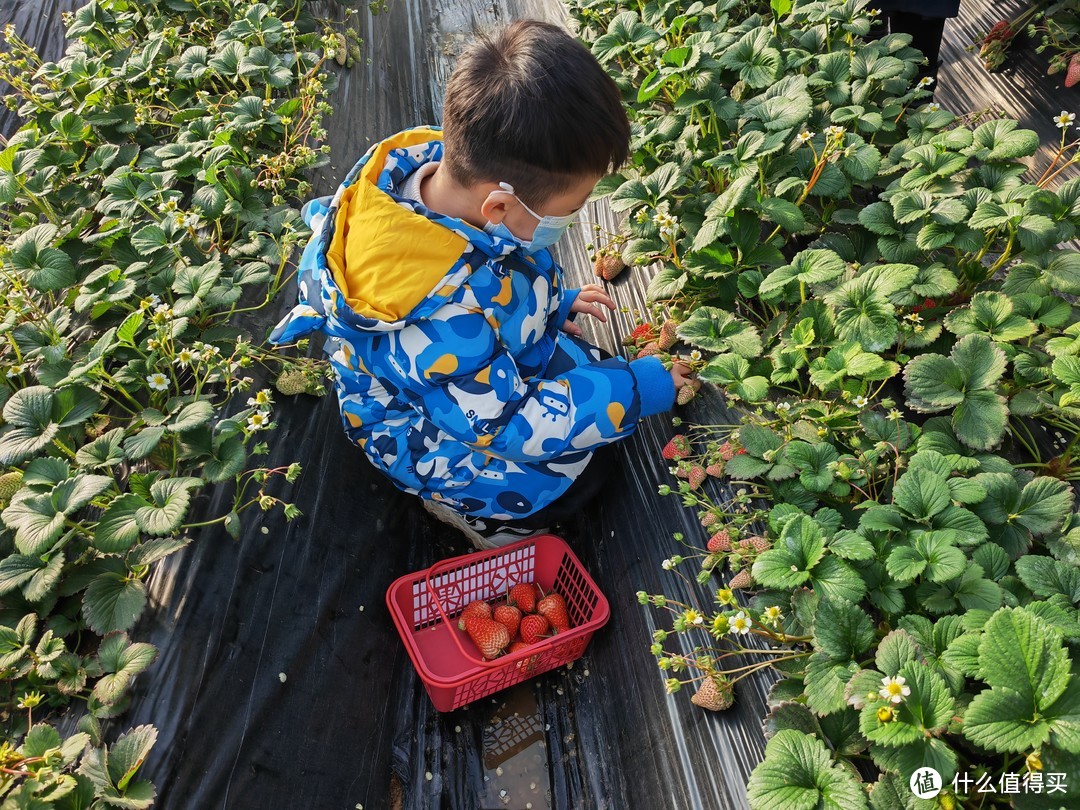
554;556;599;626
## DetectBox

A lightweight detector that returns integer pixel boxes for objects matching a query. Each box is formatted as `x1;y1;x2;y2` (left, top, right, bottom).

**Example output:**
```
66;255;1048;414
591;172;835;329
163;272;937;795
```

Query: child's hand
671;360;700;393
561;284;616;337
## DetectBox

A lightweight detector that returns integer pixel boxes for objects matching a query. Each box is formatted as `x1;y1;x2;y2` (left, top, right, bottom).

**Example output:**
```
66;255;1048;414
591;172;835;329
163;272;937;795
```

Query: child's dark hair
442;20;630;207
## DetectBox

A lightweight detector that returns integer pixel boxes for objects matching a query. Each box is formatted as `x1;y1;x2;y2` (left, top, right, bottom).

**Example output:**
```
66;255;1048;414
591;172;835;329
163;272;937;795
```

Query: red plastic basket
385;534;610;712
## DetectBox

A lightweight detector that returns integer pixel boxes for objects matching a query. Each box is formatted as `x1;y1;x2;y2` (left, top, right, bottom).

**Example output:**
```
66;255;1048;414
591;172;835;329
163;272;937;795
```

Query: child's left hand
562;284;616;337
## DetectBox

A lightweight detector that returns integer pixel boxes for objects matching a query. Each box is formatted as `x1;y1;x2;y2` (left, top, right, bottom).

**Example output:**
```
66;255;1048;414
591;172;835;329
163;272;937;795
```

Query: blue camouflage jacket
270;127;674;520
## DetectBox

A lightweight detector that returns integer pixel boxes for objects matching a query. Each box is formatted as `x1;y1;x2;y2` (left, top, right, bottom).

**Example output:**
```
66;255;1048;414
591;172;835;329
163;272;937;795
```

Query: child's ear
479;191;512;224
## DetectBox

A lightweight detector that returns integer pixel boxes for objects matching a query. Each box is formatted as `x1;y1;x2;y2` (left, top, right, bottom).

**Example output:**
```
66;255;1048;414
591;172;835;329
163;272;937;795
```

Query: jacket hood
324;127;518;329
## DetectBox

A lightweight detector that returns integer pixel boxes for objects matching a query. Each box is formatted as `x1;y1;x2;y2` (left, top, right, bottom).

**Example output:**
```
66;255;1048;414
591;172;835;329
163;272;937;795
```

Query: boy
271;20;697;548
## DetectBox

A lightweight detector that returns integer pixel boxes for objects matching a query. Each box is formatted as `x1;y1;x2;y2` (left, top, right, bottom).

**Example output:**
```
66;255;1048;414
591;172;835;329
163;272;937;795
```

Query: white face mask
482;182;578;254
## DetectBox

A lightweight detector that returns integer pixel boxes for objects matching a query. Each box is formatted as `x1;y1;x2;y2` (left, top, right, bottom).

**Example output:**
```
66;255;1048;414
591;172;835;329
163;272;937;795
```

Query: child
271;20;697;548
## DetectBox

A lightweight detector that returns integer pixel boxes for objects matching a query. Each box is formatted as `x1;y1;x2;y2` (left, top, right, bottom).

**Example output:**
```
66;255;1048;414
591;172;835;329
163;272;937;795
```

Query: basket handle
423;542;558;668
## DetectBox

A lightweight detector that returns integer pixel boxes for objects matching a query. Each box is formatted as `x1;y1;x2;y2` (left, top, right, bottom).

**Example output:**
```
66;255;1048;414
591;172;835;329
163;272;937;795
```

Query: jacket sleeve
382;304;674;462
268;196;335;345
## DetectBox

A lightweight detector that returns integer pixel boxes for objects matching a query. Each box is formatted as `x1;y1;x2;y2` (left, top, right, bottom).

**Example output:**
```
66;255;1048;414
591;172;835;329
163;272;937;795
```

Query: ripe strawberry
636;341;662;358
1068;53;1080;88
457;599;493;631
677;384;697;406
661;434;692;461
687;464;707;489
982;20;1012;45
705;462;724;478
519;613;550;644
508;582;540;614
718;442;735;461
493;604;522;639
728;569;753;590
463;615;511;659
707;529;731;553
690;675;735;711
657;319;679;351
536;593;571;633
700;512;718;528
622;323;657;346
594;251;627;281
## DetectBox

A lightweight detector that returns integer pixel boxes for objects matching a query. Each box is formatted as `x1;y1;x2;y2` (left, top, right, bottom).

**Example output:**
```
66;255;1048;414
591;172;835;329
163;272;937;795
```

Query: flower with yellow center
715;587;735;606
146;372;169;392
879;675;910;704
762;605;783;626
683;608;704;626
247;412;270;432
728;611;752;635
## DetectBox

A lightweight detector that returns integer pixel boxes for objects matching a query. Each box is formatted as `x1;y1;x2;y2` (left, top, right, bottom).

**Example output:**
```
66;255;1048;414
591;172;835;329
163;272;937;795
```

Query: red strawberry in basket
493;604;522;639
536;592;571;634
508;582;540;614
457;599;492;631
463;615;511;660
519;614;551;644
1067;53;1080;88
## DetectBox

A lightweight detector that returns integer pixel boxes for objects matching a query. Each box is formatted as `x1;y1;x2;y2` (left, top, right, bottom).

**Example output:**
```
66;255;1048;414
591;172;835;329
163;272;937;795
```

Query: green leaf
813;597;875;662
1013;477;1073;536
747;730;868;810
875;629;919;677
676;307;762;357
82;575;147;634
893;468;950;521
943;291;1035;342
753;515;825;590
759;250;846;298
810;555;867;604
977;607;1070;707
9;224;77;291
1015;555;1080;604
123;426;166;461
134;478;201;536
2;494;65;555
0;554;44;595
106;724;157;795
968;119;1040;161
168;400;214;432
94;494;144;554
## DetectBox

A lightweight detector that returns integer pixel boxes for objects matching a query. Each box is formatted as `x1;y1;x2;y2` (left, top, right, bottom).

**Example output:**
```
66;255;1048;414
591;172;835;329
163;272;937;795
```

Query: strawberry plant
0;0;352;803
568;0;1080;805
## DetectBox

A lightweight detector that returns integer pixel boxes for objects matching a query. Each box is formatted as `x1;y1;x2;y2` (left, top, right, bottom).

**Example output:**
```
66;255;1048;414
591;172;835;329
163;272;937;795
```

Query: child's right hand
670;361;700;394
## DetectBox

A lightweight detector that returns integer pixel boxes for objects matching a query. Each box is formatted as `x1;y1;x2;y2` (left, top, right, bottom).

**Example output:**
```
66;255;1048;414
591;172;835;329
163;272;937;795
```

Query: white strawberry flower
174;348;200;367
1055;111;1076;130
918;76;935;87
853;395;869;408
925;102;941;112
795;130;813;144
247;411;270;432
6;364;23;378
728;611;752;635
248;389;274;408
146;372;169;391
879;675;911;704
